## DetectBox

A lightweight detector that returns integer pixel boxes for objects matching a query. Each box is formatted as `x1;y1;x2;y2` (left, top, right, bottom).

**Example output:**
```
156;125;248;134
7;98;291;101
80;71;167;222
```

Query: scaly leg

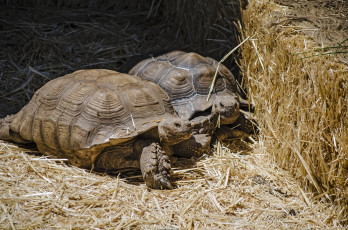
94;141;140;172
172;134;211;158
0;114;29;143
215;112;258;141
139;142;172;189
234;111;258;134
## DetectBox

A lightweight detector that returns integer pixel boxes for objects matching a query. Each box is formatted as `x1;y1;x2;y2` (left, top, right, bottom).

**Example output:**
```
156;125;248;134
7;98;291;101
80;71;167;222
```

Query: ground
0;0;347;229
1;140;342;229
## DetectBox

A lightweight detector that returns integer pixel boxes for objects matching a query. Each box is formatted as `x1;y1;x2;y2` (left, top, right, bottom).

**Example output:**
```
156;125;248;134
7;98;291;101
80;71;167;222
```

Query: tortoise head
158;117;192;146
212;94;240;125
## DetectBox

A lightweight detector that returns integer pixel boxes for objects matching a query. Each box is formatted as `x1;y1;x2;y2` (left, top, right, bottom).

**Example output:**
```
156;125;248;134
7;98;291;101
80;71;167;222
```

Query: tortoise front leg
138;142;172;189
94;142;140;172
172;134;212;158
215;112;258;141
233;111;258;134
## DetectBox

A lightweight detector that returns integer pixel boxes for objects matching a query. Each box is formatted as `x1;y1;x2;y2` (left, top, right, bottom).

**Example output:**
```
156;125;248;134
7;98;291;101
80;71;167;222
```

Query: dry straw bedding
0;0;347;229
0;140;342;229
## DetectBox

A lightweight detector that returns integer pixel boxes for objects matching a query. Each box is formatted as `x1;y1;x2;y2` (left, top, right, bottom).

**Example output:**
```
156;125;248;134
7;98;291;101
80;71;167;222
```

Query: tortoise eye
174;122;181;128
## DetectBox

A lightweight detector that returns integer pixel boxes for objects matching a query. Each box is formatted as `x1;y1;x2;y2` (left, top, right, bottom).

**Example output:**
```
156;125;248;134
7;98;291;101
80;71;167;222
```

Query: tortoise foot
140;143;172;189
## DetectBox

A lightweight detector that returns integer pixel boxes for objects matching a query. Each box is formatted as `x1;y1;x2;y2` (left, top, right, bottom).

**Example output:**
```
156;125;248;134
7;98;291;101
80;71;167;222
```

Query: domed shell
128;51;241;120
8;69;175;167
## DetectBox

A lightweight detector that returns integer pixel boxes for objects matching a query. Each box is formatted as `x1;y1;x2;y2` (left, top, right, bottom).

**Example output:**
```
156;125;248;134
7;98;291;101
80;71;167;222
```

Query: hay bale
240;0;347;224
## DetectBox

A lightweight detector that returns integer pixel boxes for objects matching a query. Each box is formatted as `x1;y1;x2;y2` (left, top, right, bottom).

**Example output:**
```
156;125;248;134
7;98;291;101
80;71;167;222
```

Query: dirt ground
273;0;347;64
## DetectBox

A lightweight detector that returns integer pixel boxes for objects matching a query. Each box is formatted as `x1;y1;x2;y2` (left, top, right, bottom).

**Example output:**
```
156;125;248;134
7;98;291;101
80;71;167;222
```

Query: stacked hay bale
240;0;347;224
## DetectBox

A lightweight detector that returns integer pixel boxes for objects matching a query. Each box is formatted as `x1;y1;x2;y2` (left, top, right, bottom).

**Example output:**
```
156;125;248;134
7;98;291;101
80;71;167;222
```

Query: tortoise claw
160;177;173;189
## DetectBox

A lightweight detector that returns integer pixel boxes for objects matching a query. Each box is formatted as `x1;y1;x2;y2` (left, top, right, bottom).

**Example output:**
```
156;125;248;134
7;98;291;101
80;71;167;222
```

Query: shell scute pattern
135;59;169;84
128;51;258;158
129;51;241;120
158;68;195;102
170;51;208;69
0;69;193;189
4;69;175;157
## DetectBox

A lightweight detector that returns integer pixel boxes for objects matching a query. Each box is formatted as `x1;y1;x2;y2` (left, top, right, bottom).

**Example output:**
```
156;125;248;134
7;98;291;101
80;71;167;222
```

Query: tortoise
127;50;256;157
0;69;193;189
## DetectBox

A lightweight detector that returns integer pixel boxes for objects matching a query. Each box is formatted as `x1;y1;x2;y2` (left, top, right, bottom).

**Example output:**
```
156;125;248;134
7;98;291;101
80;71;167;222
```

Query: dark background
0;0;245;117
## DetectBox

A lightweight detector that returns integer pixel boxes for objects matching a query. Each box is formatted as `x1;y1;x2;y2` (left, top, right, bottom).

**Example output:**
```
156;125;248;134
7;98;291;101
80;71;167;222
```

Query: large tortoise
0;69;192;189
128;51;256;156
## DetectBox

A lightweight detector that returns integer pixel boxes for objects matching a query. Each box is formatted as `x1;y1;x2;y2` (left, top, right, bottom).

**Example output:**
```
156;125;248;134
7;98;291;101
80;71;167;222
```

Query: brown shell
8;69;175;168
129;51;241;119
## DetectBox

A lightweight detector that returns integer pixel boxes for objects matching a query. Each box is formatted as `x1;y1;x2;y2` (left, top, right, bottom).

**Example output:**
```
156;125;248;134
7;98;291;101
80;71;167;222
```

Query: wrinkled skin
94;117;192;189
127;51;257;157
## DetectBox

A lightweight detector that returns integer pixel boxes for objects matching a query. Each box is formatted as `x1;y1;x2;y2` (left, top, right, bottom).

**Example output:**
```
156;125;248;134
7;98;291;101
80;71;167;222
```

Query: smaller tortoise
0;69;192;189
128;51;256;157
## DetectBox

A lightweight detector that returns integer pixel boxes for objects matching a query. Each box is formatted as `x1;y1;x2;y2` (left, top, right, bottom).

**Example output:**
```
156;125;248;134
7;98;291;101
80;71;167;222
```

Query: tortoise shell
7;69;175;167
128;50;241;120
